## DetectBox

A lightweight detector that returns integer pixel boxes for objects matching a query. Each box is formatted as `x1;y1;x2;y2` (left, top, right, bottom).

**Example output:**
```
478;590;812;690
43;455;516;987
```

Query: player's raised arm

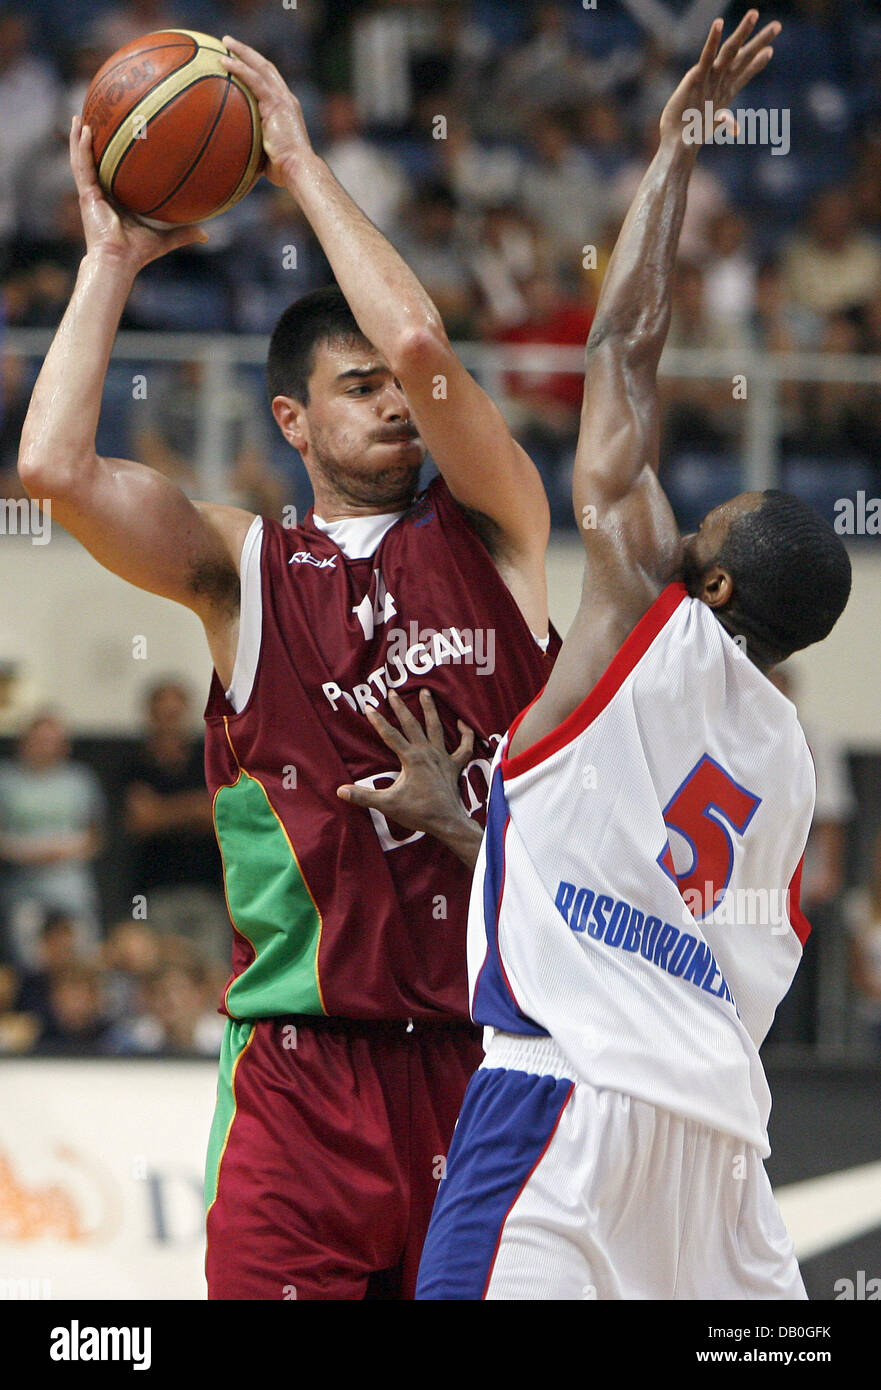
17;118;254;647
573;12;779;606
220;39;550;574
507;13;781;759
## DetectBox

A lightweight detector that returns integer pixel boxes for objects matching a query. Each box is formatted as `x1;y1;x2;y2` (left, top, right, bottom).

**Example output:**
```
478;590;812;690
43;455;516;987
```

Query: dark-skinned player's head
681;490;851;669
267;286;424;512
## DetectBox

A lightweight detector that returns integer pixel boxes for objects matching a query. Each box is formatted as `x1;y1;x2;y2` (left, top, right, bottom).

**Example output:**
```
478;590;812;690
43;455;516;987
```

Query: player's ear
699;564;735;608
272;394;307;452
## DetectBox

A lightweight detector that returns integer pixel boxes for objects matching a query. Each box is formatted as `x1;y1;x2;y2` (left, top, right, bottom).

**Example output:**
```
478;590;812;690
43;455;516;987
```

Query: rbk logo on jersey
288;550;336;568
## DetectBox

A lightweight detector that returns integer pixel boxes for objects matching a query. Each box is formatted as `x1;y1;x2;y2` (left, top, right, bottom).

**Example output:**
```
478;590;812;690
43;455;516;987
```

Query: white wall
0;530;878;748
0;533;212;735
0;1061;215;1300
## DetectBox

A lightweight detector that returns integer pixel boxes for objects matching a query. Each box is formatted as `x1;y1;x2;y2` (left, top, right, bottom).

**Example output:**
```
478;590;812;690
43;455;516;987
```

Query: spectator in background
131;360;283;516
350;1;415;130
14;88;84;246
4;86;85;332
665;259;745;350
0;712;105;968
230;185;330;334
468;203;547;330
628;37;684;130
121;680;227;968
747;257;823;448
493;2;594;119
859;288;881;355
702;209;757;334
409;0;497;130
15;910;84;1027
783;186;881;317
766;664;856;1048
0;349;32;490
491;267;593;525
320;91;408;237
852;129;881;230
0;658;42;736
576;99;631;179
791;311;881;461
33;962;112;1056
101;919;163;1024
87;0;179;54
608;114;728;264
0;255;77;330
518;110;608;268
437;119;522;216
659;260;747;457
0;9;59;242
845;828;881;1054
0;961;39;1053
216;0;321;88
491;1;639;124
392;179;475;335
110;956;226;1057
748;256;822;352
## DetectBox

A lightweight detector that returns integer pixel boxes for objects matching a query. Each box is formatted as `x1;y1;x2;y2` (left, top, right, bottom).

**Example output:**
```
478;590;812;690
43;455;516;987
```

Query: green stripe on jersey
205;1019;255;1211
215;772;324;1017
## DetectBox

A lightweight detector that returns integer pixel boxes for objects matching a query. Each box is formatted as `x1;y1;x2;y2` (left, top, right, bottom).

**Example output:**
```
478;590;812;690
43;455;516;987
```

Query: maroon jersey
204;476;558;1022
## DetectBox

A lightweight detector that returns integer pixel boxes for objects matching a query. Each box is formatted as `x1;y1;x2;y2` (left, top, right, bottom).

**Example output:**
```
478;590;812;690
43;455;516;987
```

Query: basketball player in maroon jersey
18;49;558;1297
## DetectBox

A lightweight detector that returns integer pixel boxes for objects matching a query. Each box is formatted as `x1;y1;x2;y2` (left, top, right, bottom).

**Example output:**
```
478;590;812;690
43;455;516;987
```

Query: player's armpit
21;451;253;620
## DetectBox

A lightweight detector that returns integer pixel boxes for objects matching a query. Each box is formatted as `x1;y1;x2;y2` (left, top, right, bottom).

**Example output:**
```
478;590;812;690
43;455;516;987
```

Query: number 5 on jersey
658;754;761;919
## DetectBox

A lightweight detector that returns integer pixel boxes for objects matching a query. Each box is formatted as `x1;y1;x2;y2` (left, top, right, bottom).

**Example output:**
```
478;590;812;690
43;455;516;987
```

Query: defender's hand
221;36;314;187
659;10;781;153
70;116;207;271
337;689;475;842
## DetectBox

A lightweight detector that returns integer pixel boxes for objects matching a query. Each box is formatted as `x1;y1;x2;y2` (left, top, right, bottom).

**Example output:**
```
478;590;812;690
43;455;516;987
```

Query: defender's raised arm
574;12;779;530
506;12;781;760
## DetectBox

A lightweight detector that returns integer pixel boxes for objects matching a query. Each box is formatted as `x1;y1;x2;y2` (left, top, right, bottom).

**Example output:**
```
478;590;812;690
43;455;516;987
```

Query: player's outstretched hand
221;36;313;187
660;9;781;152
337;689;475;842
70;115;208;270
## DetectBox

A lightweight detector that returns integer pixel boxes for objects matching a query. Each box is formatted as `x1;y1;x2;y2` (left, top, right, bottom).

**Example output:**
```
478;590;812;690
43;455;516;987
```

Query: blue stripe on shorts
415;1064;574;1300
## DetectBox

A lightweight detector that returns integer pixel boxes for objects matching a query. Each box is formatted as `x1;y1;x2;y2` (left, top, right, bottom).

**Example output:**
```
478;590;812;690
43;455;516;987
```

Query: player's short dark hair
718;490;851;663
267;286;369;405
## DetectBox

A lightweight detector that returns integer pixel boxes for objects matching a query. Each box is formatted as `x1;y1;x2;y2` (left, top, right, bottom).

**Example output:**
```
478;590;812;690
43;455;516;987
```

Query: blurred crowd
0;680;231;1057
0;0;880;524
0;669;879;1058
0;0;880;1055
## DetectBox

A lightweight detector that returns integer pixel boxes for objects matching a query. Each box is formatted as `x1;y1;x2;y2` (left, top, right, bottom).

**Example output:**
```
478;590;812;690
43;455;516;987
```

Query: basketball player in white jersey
402;12;853;1300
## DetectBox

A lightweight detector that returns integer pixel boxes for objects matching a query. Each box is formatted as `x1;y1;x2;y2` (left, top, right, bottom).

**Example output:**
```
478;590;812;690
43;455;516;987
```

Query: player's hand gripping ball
82;29;264;225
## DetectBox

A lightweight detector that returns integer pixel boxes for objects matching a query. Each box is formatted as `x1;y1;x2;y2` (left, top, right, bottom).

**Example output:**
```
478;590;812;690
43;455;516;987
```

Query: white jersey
467;583;815;1153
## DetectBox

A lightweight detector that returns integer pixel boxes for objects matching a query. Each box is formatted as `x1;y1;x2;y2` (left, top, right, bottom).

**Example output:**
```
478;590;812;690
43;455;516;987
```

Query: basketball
82;29;264;225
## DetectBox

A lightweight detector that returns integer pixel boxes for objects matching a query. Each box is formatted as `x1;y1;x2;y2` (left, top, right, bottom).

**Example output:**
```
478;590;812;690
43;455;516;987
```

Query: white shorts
416;1032;806;1301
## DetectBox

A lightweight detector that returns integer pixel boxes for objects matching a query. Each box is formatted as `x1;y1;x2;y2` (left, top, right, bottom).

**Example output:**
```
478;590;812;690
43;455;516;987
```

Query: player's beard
308;424;422;511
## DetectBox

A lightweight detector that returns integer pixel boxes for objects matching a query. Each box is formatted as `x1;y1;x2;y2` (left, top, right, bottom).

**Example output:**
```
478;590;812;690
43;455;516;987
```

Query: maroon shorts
204;1015;484;1300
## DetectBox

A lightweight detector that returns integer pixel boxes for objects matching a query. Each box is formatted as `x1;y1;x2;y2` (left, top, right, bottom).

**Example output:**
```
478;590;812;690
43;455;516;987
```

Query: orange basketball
82;29;264;225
